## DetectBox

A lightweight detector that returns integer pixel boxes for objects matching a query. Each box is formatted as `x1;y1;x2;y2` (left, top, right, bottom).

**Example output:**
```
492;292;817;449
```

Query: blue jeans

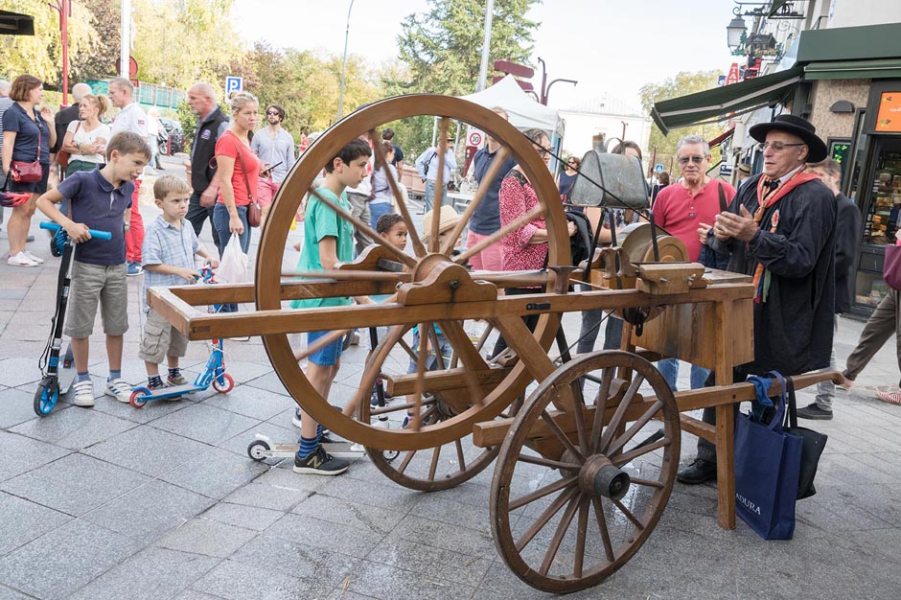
369;201;392;230
657;358;709;392
424;180;448;212
213;203;250;313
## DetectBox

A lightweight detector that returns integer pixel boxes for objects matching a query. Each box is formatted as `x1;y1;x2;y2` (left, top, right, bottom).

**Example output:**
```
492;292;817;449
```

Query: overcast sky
232;0;739;112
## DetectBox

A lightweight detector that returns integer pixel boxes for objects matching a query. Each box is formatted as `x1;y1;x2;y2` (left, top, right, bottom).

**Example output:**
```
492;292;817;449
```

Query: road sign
468;130;484;147
718;75;727;87
725;63;740;86
720;163;733;176
494;60;534;79
225;76;243;95
492;75;533;91
654;163;665;173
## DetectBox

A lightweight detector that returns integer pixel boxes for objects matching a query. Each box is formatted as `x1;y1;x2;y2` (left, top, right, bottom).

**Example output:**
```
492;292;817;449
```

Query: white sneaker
72;380;95;407
105;378;133;403
7;252;37;267
24;251;45;264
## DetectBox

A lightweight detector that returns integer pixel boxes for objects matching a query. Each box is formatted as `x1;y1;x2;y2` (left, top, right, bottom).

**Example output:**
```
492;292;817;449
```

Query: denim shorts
307;330;343;367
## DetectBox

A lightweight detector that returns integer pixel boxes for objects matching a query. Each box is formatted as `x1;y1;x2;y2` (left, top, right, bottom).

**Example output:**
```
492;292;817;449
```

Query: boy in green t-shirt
292;137;372;475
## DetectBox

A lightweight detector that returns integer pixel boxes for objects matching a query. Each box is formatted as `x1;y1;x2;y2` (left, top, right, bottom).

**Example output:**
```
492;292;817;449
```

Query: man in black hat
679;115;837;484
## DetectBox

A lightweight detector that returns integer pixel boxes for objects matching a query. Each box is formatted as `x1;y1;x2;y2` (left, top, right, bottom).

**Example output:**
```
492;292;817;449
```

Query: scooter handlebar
40;221;113;241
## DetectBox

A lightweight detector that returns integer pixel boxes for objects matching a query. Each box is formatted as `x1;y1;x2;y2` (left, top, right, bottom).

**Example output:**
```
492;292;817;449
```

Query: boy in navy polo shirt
37;132;151;407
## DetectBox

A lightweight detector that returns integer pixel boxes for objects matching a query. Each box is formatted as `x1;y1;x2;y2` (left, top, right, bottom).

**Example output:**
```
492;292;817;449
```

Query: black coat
708;173;836;376
834;193;861;314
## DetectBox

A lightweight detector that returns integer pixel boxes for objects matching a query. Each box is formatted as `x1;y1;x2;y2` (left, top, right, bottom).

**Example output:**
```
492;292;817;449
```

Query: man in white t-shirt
109;77;149;276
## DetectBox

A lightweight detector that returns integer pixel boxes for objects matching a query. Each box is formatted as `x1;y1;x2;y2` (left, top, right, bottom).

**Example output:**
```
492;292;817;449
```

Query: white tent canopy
459;75;564;138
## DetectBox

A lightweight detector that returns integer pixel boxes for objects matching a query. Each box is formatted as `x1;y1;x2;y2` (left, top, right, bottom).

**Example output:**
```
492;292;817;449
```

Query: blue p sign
225;76;243;95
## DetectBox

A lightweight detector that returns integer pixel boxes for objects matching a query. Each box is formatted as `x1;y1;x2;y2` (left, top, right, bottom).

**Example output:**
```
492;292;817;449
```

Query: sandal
876;390;901;405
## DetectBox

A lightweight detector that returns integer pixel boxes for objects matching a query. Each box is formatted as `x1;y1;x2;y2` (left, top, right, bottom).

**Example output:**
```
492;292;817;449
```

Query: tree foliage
638;70;729;171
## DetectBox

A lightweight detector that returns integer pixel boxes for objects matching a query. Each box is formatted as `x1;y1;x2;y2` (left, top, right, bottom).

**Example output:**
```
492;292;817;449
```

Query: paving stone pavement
1;174;900;599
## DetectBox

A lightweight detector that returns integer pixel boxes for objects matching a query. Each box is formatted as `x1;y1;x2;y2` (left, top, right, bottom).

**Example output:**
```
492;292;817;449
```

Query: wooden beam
384;366;510;396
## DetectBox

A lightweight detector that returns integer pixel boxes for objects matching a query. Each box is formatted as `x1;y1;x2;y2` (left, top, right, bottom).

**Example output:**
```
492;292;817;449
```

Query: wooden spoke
428;444;442;480
612;498;645;531
596;374;645;454
455;438;466;471
509;475;578;511
611;437;670;468
406;404;438;431
437;320;488;407
564;381;590;456
396;335;420;363
342;352;393;419
397;450;417;475
516;454;579;471
588;366;615;451
604;399;664;457
454;204;545;265
591;497;616;563
573;497;590;578
630;477;665;489
307;187;416;268
515;486;579;553
294;328;349;362
430;118;450;253
426;323;446;371
369;128;427;257
440;145;511;255
368;397;437;417
540;410;585;464
538;492;581;576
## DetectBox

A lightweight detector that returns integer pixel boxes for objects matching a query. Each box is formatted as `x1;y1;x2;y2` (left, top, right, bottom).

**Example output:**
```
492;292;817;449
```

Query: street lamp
48;0;71;105
336;0;355;121
726;15;747;50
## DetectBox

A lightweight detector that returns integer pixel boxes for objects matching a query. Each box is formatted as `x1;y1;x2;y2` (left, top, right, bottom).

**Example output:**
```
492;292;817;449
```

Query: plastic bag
218;236;248;285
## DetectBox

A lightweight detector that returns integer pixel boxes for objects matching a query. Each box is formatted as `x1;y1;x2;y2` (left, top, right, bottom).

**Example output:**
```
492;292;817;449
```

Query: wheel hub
579;454;631;501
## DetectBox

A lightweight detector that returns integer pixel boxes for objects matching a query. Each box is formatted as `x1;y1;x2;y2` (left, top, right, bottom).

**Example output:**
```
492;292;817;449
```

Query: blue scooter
128;268;234;408
34;222;112;416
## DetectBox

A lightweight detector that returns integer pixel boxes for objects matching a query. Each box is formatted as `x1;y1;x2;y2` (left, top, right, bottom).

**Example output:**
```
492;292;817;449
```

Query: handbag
234;142;262;227
56;122;80;169
10;125;43;183
784;376;828;500
883;244;901;291
734;371;802;540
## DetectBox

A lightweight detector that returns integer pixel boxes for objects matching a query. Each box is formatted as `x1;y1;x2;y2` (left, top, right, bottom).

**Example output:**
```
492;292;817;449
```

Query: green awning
651;66;803;135
804;59;901;80
796;23;901;63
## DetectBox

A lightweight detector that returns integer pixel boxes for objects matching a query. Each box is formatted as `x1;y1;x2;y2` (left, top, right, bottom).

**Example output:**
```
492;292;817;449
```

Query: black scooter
33;222;111;416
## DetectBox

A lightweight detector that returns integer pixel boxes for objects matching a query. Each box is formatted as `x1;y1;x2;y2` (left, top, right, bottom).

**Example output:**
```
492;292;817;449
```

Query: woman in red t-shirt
212;91;261;257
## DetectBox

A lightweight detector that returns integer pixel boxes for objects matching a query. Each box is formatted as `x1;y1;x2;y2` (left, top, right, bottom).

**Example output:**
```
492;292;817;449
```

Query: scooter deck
260;441;365;459
135;383;204;400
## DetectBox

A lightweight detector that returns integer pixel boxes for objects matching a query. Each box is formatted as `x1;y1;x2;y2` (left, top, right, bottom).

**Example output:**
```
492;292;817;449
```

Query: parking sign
225;76;243;95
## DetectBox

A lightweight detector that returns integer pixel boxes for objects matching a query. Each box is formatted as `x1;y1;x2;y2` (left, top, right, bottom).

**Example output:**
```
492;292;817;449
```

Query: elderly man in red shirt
653;134;736;391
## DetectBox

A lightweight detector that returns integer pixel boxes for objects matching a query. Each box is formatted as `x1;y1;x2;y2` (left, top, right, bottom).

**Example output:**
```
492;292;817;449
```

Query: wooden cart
149;96;840;594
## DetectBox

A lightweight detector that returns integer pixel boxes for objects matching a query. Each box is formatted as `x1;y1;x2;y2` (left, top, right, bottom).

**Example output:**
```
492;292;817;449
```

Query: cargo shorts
64;261;128;338
139;309;189;364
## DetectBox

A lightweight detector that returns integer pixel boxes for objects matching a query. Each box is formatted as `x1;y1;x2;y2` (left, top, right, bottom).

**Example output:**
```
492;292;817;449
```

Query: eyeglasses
266;110;280;116
757;141;806;152
677;155;706;165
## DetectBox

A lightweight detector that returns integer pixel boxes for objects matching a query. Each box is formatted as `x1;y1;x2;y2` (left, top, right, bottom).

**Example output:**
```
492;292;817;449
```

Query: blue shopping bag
734;371;802;540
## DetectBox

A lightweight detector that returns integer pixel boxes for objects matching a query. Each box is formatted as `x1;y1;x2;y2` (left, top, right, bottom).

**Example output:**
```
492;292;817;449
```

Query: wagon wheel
490;351;680;594
359;322;515;491
255;95;570;454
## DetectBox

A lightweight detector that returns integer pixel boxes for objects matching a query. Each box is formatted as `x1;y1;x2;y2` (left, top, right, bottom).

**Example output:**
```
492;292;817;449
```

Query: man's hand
567;221;577;237
714;205;758;242
697;222;713;245
206;257;220;270
64;222;91;243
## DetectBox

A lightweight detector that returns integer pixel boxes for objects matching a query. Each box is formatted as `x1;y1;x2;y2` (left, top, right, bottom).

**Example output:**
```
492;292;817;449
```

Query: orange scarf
751;166;821;303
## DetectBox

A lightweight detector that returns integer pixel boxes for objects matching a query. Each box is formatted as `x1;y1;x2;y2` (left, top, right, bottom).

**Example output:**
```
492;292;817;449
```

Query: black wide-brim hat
749;114;827;162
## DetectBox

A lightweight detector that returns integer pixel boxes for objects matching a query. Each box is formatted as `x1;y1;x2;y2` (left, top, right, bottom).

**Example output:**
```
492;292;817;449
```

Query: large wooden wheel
255;95;570;453
490;351;680;594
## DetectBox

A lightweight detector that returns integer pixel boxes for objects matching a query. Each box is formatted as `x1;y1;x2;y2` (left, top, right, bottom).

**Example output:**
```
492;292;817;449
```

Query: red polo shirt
653;179;736;261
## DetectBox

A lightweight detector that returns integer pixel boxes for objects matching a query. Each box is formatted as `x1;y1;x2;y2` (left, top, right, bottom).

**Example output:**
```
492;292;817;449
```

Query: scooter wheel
382;450;400;462
212;373;234;394
33;379;59;416
129;387;150;409
247;439;271;462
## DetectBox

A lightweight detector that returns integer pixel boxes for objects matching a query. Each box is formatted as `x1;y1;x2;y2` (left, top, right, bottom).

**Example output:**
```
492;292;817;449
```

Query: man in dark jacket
679;115;837;484
796;157;861;420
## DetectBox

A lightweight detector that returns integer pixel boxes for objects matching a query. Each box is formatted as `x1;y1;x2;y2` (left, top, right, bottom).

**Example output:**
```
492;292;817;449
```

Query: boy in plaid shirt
140;175;218;391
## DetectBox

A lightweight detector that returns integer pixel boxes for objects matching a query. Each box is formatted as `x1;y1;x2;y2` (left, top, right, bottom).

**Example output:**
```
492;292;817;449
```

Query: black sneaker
293;445;349;476
676;459;717;485
796;403;833;421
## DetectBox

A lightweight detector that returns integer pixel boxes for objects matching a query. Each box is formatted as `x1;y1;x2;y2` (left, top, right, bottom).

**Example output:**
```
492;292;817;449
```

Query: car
158;117;184;155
